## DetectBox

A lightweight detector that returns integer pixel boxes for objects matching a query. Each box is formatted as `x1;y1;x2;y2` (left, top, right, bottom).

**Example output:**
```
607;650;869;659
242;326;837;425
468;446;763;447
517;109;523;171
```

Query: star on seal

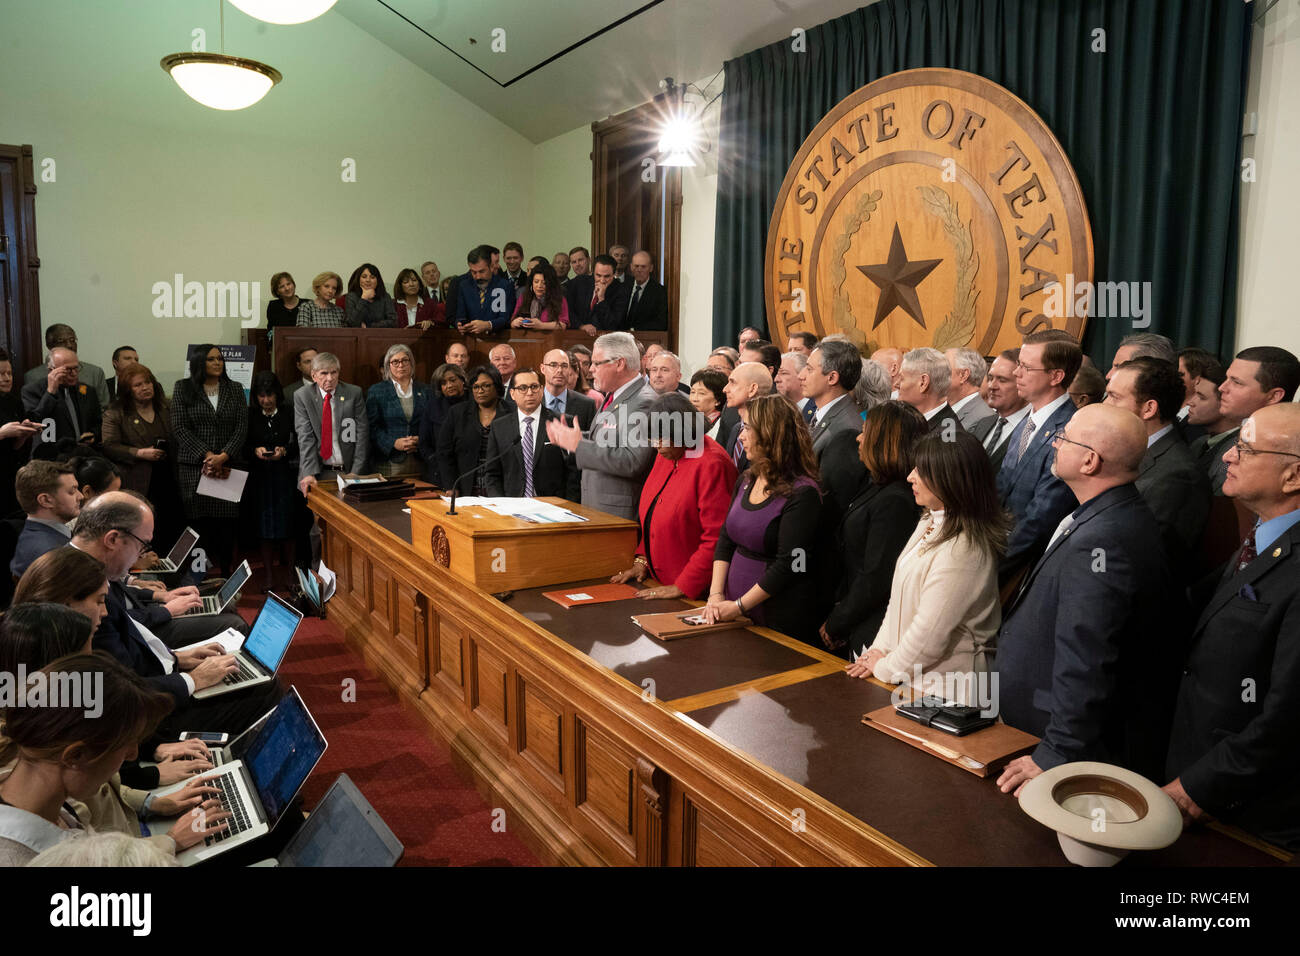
858;223;943;330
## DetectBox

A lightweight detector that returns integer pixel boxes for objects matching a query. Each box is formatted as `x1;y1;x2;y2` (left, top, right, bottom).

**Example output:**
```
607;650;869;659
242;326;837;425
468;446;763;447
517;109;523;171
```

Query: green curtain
712;0;1252;365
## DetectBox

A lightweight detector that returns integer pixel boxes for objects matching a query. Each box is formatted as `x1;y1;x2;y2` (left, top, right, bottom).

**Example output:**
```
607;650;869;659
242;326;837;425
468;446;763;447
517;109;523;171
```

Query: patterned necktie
522;416;535;497
478;284;487;308
732;433;745;468
802;402;816;426
986;416;1008;450
548;395;561;415
1015;416;1037;464
601;391;614;412
1236;533;1257;573
320;392;333;460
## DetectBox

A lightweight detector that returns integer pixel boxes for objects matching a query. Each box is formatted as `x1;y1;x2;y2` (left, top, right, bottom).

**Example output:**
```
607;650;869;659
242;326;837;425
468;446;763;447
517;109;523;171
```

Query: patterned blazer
170;378;248;519
366;380;431;466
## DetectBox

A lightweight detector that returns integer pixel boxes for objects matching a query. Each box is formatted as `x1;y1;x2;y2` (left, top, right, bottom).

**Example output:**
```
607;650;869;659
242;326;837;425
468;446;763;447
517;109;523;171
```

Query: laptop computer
144;526;200;574
182;560;251;616
207;706;275;767
152;686;328;866
192;592;303;700
257;773;403;867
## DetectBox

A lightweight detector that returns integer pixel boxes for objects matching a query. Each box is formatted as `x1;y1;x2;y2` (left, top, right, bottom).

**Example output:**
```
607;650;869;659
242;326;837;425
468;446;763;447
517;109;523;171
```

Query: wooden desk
310;489;1290;867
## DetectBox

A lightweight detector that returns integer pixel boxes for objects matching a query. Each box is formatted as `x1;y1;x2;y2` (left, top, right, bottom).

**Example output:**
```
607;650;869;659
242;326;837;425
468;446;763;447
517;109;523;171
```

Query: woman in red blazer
393;268;446;328
610;392;738;599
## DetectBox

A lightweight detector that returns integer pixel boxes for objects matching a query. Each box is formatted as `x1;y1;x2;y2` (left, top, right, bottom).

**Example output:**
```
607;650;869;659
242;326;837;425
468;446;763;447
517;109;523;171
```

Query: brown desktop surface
684;673;1281;868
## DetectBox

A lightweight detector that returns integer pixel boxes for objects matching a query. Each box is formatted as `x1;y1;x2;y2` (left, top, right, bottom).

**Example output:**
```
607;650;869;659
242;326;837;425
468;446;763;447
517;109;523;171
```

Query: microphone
446;435;521;515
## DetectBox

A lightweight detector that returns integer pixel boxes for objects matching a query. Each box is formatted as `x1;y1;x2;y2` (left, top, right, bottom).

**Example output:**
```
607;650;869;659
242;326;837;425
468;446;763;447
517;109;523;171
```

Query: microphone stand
446;435;521;515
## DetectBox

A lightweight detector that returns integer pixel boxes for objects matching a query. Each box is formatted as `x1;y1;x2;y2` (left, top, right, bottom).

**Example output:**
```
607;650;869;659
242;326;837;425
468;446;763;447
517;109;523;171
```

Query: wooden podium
408;497;639;591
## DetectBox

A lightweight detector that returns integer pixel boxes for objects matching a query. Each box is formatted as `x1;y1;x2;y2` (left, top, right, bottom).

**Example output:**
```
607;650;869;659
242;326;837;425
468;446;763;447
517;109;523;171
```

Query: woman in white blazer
846;431;1011;704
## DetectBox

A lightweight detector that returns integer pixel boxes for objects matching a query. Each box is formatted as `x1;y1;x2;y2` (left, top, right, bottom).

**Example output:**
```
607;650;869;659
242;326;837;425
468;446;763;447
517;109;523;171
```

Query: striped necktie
1014;417;1037;464
522;416;535;497
986;416;1008;450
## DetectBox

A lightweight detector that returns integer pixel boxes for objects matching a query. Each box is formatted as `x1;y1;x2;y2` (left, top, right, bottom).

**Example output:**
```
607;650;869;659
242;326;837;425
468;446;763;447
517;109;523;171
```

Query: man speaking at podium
547;332;655;520
485;367;580;502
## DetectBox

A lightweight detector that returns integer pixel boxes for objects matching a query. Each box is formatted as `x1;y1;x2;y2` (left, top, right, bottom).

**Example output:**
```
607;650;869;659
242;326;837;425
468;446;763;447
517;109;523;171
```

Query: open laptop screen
243;688;327;828
166;527;199;566
216;561;251;606
279;774;403;867
244;593;302;673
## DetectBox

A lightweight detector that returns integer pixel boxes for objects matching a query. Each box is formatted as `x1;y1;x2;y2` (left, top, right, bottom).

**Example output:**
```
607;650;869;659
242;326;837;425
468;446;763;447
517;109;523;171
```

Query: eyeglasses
388;357;412;367
118;528;152;552
1051;432;1103;460
540;362;570;370
1231;440;1300;461
471;382;496;392
511;384;542;393
1016;362;1049;373
591;358;619;368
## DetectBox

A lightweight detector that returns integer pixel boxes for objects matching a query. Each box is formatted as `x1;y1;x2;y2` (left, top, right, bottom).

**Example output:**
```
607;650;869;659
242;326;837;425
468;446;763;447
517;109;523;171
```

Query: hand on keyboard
170;799;231;851
188;655;239;691
163;589;203;618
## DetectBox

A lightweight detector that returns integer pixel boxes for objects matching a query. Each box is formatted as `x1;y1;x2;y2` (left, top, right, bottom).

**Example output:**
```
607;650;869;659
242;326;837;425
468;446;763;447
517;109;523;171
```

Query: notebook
543;583;641;608
631;609;753;640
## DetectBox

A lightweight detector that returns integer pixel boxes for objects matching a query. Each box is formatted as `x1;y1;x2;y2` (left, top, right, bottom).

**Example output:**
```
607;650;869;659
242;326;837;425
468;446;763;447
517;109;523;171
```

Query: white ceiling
336;0;875;142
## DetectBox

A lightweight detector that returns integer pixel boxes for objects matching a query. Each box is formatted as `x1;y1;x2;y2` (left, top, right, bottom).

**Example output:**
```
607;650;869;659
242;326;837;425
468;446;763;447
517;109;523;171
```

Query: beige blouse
868;512;1001;704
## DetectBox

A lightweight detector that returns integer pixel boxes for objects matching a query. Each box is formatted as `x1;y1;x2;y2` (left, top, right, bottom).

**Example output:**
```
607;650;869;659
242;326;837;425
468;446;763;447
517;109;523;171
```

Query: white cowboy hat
1019;761;1183;866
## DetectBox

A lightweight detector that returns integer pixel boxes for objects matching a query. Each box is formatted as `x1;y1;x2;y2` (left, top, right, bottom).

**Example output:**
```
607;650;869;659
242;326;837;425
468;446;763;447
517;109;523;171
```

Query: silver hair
947;347;988;387
902;347;951;396
781;351;808;373
311;351;340;372
380;343;415;382
594;331;640;371
1118;332;1176;365
854;358;892;412
650;350;681;371
28;831;178;867
489;343;516;359
712;346;740;362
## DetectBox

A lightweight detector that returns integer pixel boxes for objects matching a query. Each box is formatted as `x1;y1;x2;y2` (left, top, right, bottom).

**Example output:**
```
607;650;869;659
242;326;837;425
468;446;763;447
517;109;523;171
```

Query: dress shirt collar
814;392;848;425
1147;423;1174;448
951;392;981;415
0;805;81;856
27;516;73;538
989;404;1032;448
316;385;335;401
517;407;542;431
1255;508;1300;555
1029;392;1071;432
608;377;643;407
922;402;951;421
392;379;413;400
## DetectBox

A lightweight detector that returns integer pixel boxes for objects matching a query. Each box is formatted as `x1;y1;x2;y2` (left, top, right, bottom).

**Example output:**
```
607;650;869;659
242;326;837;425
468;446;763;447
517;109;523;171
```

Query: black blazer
94;579;189;706
417;392;466;486
21;380;102;457
483;408;580;502
625;280;669;331
926;403;964;436
1166;520;1300;849
542;388;595;432
566;275;630;331
436;399;511;496
1136;427;1211;568
996;483;1183;780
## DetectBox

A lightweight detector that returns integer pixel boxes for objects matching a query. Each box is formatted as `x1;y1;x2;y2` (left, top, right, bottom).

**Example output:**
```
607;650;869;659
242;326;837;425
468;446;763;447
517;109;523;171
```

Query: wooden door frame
0;144;41;369
591;96;683;353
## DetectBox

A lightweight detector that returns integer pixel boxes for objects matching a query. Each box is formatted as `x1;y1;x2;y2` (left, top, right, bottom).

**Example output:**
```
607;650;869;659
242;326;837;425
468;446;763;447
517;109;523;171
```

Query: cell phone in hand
179;731;228;745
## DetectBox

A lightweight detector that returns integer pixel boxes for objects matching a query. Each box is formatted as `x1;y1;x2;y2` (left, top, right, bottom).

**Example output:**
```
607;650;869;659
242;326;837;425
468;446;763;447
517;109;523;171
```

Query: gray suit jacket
294;382;369;479
953;393;995;430
810;394;863;456
1190;426;1238;496
573;378;657;520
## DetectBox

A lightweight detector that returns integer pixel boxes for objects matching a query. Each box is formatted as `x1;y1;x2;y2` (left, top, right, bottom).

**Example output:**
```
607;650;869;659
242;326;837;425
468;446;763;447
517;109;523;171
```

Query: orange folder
542;583;641;608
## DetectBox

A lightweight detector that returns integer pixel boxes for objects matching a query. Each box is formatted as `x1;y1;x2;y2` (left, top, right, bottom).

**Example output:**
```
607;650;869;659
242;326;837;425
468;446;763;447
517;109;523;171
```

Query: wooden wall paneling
680;794;782;867
434;616;466;698
636;757;669;867
515;671;566;796
469;635;510;742
573;716;638;863
394;582;428;692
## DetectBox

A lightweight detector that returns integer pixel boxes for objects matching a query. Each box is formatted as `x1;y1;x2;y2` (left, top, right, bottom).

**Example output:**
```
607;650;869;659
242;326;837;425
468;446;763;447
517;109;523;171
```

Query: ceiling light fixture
227;0;339;25
161;1;282;111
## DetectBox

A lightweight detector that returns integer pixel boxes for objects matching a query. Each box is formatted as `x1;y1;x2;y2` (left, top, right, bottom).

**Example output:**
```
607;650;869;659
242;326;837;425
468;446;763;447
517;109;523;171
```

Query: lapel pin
1273;548;1282;558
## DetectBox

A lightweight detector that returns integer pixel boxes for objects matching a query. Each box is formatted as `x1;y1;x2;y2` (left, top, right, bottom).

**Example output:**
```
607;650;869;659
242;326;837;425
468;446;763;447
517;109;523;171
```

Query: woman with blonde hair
296;271;346;328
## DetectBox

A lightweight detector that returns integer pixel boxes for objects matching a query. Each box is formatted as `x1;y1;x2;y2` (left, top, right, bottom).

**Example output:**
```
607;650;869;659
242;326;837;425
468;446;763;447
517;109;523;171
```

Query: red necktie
321;392;333;460
601;391;614;411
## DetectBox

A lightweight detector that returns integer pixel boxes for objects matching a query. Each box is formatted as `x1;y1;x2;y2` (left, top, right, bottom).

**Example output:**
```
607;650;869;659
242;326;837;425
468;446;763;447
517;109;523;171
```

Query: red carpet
237;593;540;867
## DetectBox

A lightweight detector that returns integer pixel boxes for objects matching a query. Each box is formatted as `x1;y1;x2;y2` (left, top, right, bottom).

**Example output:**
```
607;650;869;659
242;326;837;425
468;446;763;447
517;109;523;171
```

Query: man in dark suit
21;347;102;459
721;361;773;473
539;348;596;430
946;347;997;441
1163;403;1300;850
420;260;442;302
898;347;962;436
982;349;1030;472
566;254;629;334
646;349;688;396
485;368;579;502
106;345;139;401
625;251;669;331
1105;356;1211;567
9;460;80;577
295;352;369;496
1185;365;1239;495
801;340;864;459
996;331;1082;583
452;245;516;334
996;405;1182;795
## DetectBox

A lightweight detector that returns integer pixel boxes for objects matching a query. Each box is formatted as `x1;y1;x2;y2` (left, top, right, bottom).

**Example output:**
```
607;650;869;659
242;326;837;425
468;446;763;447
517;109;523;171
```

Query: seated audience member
870;347;903;397
737;327;762;351
786;331;818;356
438;365;510;496
503;241;528;287
690;369;735;443
566;253;629;335
800;339;864;458
100;364;181;545
454;245;516;334
898;347;960;434
568;246;590;277
996;404;1181;793
982;349;1030;471
417;363;469;486
847;431;1006;697
490;344;518;390
853;358;892;415
0;347;39;516
445;341;470;370
21;346;102;458
551;251;571;285
1186;363;1238;494
775;351;811;419
266;271;303;328
739;340;782;385
511;263;570;331
540;349;596;430
106;346;139;397
484;368;579;501
296;272;346;328
824;402;926;658
344;263;397;328
244;372;304;590
722;362;774;472
10;460;81;578
295;352;369;496
0;653;232;866
545;333;657;521
23;324;110;409
171;345;246;578
610;392;738;599
70;456;121;511
703;394;822;646
946;348;996;439
1105;356;1211;564
421;261;442;302
284;348;318;405
393;267;443;329
1164;403;1300;850
367;345;428;478
1105;331;1176;382
568;346;603;403
1068;364;1106;407
997;331;1081;583
625;251;668;331
647;350;687;396
706;349;738;375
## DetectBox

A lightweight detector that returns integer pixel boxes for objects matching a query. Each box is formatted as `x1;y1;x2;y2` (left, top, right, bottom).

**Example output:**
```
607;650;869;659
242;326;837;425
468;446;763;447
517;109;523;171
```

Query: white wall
531;125;593;264
678;72;726;377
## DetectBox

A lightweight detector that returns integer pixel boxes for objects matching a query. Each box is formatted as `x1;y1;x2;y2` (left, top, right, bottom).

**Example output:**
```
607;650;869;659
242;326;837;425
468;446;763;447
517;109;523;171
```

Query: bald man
625;251;668;331
1164;404;1300;850
539;348;595;430
721;362;773;471
21;346;103;458
996;404;1183;795
870;347;903;397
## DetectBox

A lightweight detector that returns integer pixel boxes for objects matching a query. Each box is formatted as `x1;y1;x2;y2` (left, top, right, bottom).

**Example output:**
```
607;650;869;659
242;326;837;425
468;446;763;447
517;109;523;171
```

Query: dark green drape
712;0;1251;365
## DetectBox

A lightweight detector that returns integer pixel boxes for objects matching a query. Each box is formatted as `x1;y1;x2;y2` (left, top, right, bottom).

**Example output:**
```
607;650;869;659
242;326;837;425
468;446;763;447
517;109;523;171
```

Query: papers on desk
452;497;588;523
175;627;244;656
338;473;386;489
197;468;248;503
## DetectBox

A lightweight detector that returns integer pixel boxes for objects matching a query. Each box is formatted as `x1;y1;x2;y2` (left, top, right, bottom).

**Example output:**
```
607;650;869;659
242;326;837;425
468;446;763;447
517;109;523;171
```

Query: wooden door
0;145;41;369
